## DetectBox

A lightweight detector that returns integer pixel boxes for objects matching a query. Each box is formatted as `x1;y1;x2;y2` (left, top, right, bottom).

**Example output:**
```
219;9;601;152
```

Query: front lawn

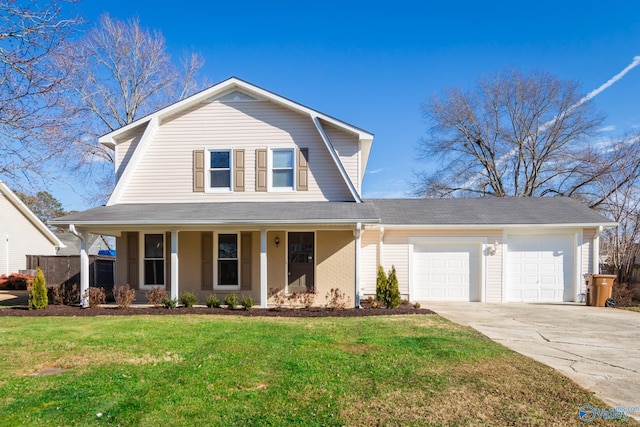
0;315;623;426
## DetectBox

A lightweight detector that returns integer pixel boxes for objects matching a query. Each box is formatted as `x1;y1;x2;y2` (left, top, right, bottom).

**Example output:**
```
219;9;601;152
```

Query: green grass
0;314;626;426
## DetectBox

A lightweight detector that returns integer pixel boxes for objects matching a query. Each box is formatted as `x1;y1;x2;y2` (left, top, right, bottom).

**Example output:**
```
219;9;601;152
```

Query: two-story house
52;78;615;307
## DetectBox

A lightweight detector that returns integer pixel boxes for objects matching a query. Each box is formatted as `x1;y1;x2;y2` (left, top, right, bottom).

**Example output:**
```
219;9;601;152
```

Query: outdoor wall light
275;237;280;247
488;240;499;256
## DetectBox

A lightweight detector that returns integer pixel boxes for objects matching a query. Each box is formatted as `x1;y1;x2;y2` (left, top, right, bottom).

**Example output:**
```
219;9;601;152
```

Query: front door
288;232;314;292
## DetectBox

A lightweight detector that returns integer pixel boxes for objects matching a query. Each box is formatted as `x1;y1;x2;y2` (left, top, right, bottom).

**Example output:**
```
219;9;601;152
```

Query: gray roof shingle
51;201;380;225
368;197;614;225
50;197;614;227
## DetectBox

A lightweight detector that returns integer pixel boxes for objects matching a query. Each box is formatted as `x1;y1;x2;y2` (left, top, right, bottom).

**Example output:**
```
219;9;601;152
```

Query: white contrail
458;56;640;193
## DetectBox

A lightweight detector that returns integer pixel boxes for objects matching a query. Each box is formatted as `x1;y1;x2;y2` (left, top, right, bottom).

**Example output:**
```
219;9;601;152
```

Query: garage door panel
413;243;480;302
507;235;574;302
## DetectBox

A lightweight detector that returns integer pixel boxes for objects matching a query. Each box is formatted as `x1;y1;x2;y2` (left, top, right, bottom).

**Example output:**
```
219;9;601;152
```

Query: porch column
170;230;179;300
260;229;267;308
355;223;361;308
79;231;89;308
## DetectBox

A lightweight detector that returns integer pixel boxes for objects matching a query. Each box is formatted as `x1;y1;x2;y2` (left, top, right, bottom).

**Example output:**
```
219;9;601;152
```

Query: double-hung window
143;233;164;287
215;233;239;289
207;149;232;190
271;148;294;190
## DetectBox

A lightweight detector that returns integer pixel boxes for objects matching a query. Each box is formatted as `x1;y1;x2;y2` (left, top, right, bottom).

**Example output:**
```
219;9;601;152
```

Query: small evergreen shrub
205;293;221;308
145;287;166;306
240;295;255;311
384;266;401;309
414;302;421;309
28;267;48;310
224;293;239;309
113;284;136;309
162;296;177;309
179;291;198;308
86;287;106;308
376;265;388;302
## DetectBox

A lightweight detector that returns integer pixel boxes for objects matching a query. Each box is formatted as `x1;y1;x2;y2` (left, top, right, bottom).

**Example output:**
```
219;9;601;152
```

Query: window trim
205;147;233;192
213;231;241;290
268;147;296;192
139;231;166;289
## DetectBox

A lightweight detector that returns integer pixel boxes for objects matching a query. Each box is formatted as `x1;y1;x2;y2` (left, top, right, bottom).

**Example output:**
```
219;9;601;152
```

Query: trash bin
584;274;616;307
583;274;594;306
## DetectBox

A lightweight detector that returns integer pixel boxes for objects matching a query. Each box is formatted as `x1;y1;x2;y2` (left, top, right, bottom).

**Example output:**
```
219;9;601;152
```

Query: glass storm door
288;232;314;292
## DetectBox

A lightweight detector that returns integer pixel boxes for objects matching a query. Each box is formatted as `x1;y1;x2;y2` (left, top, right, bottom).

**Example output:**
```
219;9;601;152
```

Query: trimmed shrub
205;293;221;308
224;293;239;309
0;273;34;290
240;295;255;311
48;283;79;305
113;284;136;309
162;296;177;309
179;291;198;308
29;267;48;310
145;287;166;306
325;288;350;309
612;283;636;307
86;287;106;308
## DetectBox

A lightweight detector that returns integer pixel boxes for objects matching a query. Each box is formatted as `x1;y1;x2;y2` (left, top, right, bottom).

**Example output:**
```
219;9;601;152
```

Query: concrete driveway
427;302;640;421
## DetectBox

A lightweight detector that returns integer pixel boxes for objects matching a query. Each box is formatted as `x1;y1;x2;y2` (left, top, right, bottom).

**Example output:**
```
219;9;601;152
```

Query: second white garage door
506;235;575;302
412;243;481;301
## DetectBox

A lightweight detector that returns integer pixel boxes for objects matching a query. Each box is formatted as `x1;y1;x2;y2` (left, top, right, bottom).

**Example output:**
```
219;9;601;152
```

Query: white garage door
412;243;481;301
506;235;574;302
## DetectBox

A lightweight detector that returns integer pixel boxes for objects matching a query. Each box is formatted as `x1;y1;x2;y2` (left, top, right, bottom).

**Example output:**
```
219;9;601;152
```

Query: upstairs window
271;148;294;190
207;149;232;190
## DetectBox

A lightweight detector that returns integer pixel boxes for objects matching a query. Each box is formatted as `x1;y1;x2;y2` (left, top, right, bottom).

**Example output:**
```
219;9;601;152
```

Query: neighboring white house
50;77;615;307
0;181;65;276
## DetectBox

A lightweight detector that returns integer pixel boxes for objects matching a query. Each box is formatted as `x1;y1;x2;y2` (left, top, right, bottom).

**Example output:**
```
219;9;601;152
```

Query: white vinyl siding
0;193;57;274
114;125;146;180
378;229;503;302
323;123;360;191
116;100;357;203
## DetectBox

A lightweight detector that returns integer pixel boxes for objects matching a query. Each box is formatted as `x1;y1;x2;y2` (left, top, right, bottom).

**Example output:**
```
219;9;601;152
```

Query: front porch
75;228;362;308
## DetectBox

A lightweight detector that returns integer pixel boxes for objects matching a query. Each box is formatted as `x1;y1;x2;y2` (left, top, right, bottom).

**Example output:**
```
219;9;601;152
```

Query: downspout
354;222;362;308
69;225;89;308
4;234;8;276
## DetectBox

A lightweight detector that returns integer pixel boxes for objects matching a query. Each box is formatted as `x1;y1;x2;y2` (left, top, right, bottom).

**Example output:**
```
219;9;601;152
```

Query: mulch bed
0;302;434;318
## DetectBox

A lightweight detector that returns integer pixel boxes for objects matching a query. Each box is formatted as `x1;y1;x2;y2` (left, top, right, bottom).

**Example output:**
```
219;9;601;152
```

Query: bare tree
584;134;640;284
0;0;80;187
59;14;206;202
416;68;605;197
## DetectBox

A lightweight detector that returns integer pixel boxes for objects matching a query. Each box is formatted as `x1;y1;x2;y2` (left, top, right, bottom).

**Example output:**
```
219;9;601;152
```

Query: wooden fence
25;255;115;289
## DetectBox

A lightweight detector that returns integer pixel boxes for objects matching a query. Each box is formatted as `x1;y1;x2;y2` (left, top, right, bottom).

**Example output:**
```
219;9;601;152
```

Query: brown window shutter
256;149;267;192
240;232;252;291
234;149;245;192
297;148;309;191
201;232;213;290
127;232;139;289
193;150;205;192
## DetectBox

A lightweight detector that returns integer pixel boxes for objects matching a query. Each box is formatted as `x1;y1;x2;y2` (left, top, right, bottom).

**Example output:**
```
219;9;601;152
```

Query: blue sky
61;0;640;210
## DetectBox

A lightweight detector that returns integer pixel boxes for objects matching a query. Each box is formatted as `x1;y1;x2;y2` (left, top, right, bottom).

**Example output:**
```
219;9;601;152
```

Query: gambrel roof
102;77;374;205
